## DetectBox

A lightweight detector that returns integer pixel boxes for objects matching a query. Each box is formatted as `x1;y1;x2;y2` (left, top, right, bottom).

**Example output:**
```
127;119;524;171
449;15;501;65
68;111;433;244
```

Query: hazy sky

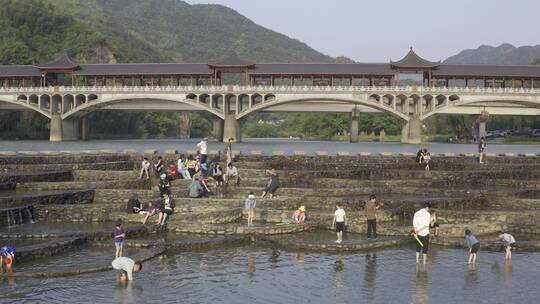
186;0;540;62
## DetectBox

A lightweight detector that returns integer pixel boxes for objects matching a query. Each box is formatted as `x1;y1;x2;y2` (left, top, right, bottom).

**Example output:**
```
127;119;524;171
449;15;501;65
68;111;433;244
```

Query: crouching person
0;246;15;272
112;257;142;282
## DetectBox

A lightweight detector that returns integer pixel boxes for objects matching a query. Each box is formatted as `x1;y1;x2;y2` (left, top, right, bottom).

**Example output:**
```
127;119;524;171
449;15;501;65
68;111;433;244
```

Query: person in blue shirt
0;245;15;271
465;229;480;264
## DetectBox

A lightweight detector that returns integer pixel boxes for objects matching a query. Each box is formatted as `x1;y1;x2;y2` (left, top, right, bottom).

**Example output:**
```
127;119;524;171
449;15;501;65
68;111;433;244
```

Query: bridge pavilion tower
391;48;441;144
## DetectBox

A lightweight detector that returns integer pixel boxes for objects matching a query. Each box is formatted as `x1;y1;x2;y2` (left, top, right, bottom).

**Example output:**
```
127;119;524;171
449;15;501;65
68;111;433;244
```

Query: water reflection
411;263;429;304
269;249;280;266
295;252;305;271
114;281;143;303
465;263;479;289
363;253;377;300
247;255;255;278
334;255;345;289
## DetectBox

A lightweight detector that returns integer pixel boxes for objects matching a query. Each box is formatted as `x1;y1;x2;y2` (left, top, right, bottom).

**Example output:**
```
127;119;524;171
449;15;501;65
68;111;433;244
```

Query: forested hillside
445;43;540;65
1;0;539;141
52;0;334;63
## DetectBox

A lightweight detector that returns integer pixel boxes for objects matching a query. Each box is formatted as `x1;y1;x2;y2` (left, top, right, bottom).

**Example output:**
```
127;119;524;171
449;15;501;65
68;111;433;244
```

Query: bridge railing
1;85;540;95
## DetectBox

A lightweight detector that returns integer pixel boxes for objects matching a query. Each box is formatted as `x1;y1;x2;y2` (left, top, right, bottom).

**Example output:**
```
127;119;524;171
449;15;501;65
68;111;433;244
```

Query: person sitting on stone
416;149;424;164
158;173;171;198
423;152;431;171
154;156;164;176
211;163;224;187
157;192;175;226
189;172;206;198
126;193;142;214
261;169;280;199
186;155;197;178
139;157;151;179
142;201;160;224
167;162;179;180
292;206;306;224
177;155;190;179
225;163;240;185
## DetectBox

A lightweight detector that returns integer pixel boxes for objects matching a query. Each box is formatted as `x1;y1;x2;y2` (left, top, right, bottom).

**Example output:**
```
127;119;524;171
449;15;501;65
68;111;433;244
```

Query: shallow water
1;138;539;155
0;221;117;235
1;245;539;304
13;245;145;273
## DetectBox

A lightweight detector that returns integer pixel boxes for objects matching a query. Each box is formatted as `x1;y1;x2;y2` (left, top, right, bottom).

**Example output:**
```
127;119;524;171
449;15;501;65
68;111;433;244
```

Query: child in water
465;229;480;264
498;232;516;261
0;245;15;272
113;220;126;258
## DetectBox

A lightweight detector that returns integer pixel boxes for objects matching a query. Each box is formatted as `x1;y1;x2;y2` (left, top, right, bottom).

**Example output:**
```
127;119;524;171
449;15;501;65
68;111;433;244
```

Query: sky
185;0;540;62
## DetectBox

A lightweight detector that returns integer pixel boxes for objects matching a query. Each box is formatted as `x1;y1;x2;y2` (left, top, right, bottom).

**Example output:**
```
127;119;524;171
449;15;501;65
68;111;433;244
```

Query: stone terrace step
0;154;131;165
2;161;134;172
491;198;540;210
261;235;410;252
73;170;138;181
18;179;152;192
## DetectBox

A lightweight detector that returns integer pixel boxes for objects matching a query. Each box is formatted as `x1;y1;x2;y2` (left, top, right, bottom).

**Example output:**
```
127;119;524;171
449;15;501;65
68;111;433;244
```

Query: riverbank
1;138;540;156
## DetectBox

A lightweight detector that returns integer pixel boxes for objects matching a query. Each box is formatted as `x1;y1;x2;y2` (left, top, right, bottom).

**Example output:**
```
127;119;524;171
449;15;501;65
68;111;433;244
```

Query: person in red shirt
167;162;179;180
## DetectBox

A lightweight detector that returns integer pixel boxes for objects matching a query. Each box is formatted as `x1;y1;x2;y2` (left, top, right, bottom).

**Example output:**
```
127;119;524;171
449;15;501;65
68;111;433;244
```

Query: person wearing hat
245;192;257;226
292;206;306;224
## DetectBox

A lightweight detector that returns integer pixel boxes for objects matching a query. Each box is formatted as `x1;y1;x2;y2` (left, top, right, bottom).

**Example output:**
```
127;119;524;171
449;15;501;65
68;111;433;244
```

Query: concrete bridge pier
81;117;89;141
350;109;360;143
212;117;224;142
478;121;487;139
49;114;63;142
223;114;241;143
476;111;489;139
401;115;422;144
49;115;81;142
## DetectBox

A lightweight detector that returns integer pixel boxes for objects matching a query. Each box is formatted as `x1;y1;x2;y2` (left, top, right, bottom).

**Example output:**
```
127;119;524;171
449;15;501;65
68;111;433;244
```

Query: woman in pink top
292;206;306;223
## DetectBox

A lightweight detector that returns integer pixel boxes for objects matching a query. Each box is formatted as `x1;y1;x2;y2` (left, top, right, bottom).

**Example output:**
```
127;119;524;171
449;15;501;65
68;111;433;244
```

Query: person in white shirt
197;137;209;164
139;157;150;179
498;232;516;261
111;257;142;281
332;203;347;244
413;202;431;264
225;163;240;185
177;155;190;179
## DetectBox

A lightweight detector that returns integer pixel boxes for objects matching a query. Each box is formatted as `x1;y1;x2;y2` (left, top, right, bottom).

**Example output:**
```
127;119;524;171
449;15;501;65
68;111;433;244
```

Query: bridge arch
62;95;225;120
235;96;410;121
421;96;540;120
0;97;51;119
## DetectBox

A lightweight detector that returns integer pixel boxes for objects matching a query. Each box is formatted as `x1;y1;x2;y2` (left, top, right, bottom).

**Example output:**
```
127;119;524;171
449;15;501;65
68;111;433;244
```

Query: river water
1;138;539;155
1;244;539;304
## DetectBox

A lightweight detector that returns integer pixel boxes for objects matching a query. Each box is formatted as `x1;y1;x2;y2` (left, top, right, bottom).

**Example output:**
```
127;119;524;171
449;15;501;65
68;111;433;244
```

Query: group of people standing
412;202;516;265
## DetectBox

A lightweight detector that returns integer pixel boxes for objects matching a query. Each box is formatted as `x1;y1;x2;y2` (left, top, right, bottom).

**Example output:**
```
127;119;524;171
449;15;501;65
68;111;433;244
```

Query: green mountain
445;43;540;65
0;0;345;140
50;0;336;63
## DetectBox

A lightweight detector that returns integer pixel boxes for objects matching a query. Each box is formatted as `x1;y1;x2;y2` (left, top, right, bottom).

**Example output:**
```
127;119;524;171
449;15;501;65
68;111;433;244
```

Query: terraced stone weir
1;151;540;303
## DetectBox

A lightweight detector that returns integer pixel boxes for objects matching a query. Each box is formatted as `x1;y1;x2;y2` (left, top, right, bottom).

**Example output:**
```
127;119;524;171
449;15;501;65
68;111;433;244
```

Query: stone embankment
1;151;540;277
